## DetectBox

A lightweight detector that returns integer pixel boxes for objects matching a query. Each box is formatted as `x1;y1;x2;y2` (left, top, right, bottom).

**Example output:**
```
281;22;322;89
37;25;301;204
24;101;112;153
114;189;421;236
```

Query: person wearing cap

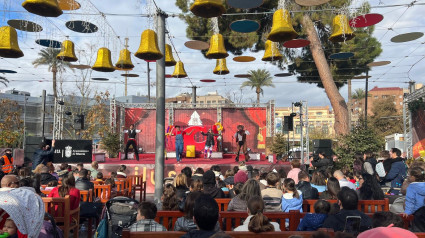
202;170;225;198
0;149;13;174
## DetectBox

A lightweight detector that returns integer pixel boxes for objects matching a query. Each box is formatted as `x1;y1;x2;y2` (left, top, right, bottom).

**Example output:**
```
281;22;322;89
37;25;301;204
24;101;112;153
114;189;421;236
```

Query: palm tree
241;69;275;105
352;88;366;100
32;48;71;98
0;76;9;87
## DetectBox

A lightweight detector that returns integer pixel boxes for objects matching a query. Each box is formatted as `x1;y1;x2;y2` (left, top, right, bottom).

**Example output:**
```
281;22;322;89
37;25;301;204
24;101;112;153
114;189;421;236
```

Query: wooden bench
155;211;184;231
94;184;112;204
42;196;80;238
215;198;231;211
122;230;324;238
128;175;146;202
302;198;389;213
220;211;300;231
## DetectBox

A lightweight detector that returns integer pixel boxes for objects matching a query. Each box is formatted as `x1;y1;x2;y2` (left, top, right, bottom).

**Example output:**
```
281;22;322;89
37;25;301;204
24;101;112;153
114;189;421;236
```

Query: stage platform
67;153;291;193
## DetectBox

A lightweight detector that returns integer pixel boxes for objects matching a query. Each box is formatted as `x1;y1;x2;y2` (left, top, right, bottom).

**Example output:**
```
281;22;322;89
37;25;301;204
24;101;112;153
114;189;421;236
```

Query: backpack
39;213;64;238
94;218;108;238
375;162;386;178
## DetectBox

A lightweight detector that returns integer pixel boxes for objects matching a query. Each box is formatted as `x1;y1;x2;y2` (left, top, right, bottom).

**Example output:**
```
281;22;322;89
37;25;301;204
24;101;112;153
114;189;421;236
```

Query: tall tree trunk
52;66;57;99
256;87;261;105
302;14;349;135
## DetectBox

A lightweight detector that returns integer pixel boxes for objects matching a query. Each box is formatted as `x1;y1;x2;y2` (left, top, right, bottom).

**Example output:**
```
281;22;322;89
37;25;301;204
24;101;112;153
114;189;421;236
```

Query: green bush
100;131;121;158
268;133;288;157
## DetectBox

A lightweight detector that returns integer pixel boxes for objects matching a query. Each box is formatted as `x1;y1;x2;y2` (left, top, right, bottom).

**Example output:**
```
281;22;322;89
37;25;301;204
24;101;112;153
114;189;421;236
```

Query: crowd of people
0;146;423;237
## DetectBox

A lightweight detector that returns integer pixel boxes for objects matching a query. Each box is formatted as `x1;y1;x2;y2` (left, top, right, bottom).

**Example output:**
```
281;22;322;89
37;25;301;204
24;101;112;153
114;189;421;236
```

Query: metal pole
409;80;415;93
364;70;369;129
154;10;167;204
147;62;151;103
23;96;27;150
300;103;304;162
192;86;197;105
125;75;128;96
41;90;46;139
305;101;309;165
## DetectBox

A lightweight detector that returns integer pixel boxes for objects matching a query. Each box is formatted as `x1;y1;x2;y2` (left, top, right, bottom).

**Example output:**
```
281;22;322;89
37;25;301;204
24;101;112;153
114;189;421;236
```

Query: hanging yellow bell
329;15;355;43
92;47;115;72
190;0;226;18
56;40;78;62
22;0;63;17
135;29;163;61
115;49;134;70
165;44;176;67
172;61;188;78
262;40;283;61
213;59;229;75
268;9;298;42
0;26;24;58
206;33;228;59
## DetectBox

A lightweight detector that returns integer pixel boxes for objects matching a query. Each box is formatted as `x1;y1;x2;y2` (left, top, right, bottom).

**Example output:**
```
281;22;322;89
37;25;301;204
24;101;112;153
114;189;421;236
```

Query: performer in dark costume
123;124;141;161
201;129;219;159
234;125;250;162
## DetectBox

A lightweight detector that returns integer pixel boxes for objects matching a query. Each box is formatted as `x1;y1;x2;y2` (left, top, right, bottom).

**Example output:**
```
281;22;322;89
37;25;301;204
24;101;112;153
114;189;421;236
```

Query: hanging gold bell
213;59;229;75
329;15;355;43
135;29;163;61
115;49;134;70
56;40;78;62
172;61;188;78
190;0;226;18
22;0;63;17
165;44;176;67
92;47;115;72
206;33;228;59
262;40;283;61
268;9;299;42
0;26;24;58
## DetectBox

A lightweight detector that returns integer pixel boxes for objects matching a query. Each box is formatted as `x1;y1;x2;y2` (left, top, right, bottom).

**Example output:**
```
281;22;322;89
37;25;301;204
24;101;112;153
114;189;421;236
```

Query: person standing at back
310;152;332;173
287;159;301;184
363;151;377;176
385;148;407;194
0;149;14;174
32;140;55;170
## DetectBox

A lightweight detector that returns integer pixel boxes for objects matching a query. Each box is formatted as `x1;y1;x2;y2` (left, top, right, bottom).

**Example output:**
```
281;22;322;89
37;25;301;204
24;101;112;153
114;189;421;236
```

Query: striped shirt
129;219;167;232
261;187;283;212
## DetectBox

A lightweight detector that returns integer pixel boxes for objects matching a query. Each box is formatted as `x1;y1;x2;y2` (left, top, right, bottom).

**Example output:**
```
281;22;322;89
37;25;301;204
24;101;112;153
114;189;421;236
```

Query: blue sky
0;0;424;107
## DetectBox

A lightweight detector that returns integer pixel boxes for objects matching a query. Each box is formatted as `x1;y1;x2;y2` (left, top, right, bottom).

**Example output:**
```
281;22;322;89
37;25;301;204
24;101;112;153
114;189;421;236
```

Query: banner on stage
54;140;93;163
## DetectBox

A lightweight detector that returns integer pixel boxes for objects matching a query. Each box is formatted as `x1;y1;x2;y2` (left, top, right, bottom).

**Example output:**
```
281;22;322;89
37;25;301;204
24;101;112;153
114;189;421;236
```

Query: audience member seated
319;177;340;200
116;165;127;178
1;218;17;238
333;170;356;190
372;211;403;228
0;175;19;191
234;170;248;185
297;171;319;200
202;170;225;198
281;178;303;212
175;191;202;232
96;172;104;182
39;166;58;185
357;226;417;238
287;159;302;184
48;164;59;180
45;180;58;191
32;164;45;174
277;168;287;190
223;169;234;185
129;201;167;232
181;167;193;186
17;167;31;179
252;169;266;190
56;163;69;178
174;174;189;202
322;187;372;232
218;181;228;192
72;168;80;180
104;178;117;199
192;168;204;181
403;166;425;216
385;148;407;194
357;173;385;200
48;175;80;210
189;179;203;192
181;194;219;238
161;184;179;211
90;161;99;180
229;182;243;199
234;195;280;232
228;179;261;211
261;172;283;211
110;171;117;180
297;199;331;231
75;169;94;191
76;163;84;171
311;171;327;192
18;177;34;191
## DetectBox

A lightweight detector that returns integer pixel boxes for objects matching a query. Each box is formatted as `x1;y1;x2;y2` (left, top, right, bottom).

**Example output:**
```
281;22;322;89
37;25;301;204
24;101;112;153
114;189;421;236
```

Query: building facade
166;91;231;104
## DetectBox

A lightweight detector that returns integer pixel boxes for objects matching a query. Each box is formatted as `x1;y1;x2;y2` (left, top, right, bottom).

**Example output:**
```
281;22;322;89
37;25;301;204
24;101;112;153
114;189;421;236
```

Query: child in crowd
161;184;179;211
297;200;331;231
218;180;228;192
104;178;117;198
287;159;301;184
110;172;117;180
129;202;167;232
56;163;69;178
190;179;203;192
261;172;283;211
1;218;17;238
96;172;104;182
45;180;58;191
281;178;303;212
224;169;234;185
76;163;84;171
116;165;127;178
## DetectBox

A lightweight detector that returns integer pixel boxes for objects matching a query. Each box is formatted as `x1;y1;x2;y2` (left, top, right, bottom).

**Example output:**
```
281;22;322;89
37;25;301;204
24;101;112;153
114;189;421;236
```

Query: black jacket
296;181;319;200
75;178;94;191
32;147;55;170
40;173;58;185
203;184;225;199
311;158;332;172
322;209;372;232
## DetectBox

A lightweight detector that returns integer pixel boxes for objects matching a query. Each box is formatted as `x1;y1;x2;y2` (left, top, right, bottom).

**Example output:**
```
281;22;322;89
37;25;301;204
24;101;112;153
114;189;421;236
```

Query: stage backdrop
412;104;425;158
124;107;267;154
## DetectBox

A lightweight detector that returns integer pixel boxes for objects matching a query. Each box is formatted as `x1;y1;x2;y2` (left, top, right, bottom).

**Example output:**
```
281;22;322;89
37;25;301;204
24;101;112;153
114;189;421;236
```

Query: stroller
95;196;139;238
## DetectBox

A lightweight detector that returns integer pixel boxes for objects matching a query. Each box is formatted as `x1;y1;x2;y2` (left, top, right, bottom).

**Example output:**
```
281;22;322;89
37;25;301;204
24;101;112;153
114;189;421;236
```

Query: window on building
382;95;389;99
212;100;216;103
207;101;211;104
322;125;329;134
316;112;323;116
295;125;301;134
374;96;378;99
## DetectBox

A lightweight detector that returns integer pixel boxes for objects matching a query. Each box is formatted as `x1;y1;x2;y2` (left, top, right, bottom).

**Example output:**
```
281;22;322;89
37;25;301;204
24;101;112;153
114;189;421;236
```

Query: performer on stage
170;126;194;163
201;129;220;159
123;124;141;161
234;125;250;162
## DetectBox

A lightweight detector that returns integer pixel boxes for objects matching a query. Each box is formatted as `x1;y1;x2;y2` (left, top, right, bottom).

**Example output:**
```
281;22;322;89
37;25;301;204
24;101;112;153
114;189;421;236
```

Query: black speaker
24;136;44;165
283;116;294;131
313;139;333;157
74;114;85;130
